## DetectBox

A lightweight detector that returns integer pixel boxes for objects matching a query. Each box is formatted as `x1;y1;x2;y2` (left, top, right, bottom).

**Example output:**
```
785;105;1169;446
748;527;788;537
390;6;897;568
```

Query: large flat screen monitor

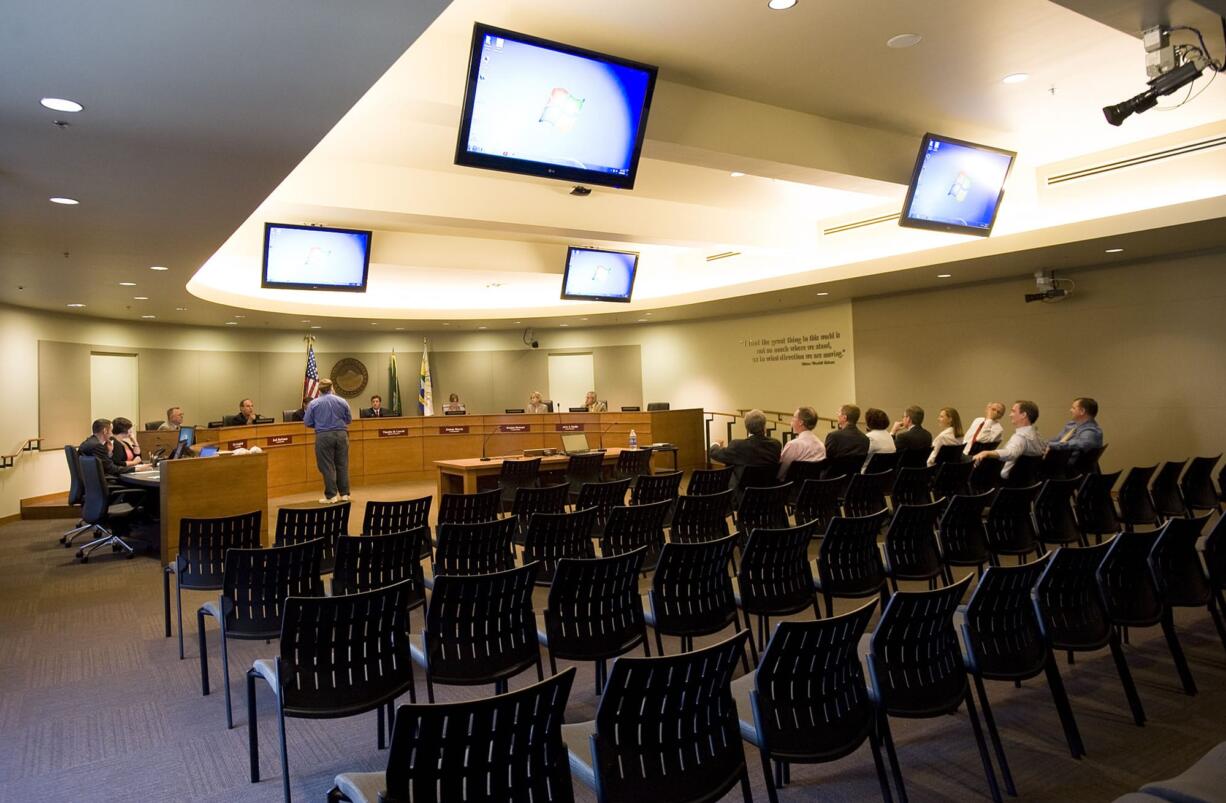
560;246;639;302
261;222;372;291
177;425;195;446
898;133;1016;237
454;23;658;190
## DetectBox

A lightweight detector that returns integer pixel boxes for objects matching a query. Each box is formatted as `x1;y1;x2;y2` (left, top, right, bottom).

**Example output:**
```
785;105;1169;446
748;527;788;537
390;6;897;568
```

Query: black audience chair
498;457;542;511
734;482;791;543
436;488;501;527
430;517;517;581
565;452;607;502
891;465;934;507
1075;470;1121;544
962;557;1084;798
1038;448;1073;481
815;511;891;617
669;489;733;544
629;469;682;507
246;579;420;803
844;470;891;518
793;476;845;532
984;483;1043;565
601;499;669;570
734;520;821;661
782;459;826;507
574;477;632;536
362;496;431;559
561;632;754;803
199;538;324;728
1117;465;1159;531
1005;453;1042;488
882;500;947;592
933;459;974;501
823;454;865;481
510;482;569;537
1201;515;1226;646
968;456;1005;495
331;529;428;629
1032;541;1146;726
1097;530;1198;695
864;450;899;474
938;491;994;580
897;448;929;470
732;603;891;803
275;502;349;573
1181;454;1222;513
411;562;544;702
644;535;745;661
868;575;1002;803
521;506;597;585
327;668;577;803
538;549;649;694
933;443;964;465
687;466;733;495
969;439;1000;456
736;462;780;493
1034;476;1087;550
1069;444;1107;477
164;511;262;653
73;455;145;562
612;448;653;483
1150;515;1226;654
1150;459;1189;521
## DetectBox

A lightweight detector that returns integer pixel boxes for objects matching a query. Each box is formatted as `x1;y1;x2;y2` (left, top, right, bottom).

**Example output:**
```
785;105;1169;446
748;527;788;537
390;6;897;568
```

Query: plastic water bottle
629;429;638;449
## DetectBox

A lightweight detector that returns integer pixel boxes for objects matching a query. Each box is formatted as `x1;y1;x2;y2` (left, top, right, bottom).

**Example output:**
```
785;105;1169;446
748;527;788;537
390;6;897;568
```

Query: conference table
434;446;677;495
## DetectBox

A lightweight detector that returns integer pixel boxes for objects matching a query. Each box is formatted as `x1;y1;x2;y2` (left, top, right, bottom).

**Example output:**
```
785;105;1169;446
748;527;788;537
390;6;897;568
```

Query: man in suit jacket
360;394;388;418
825;404;870;459
891;405;933;452
708;409;782;488
224;398;258;427
78;418;124;479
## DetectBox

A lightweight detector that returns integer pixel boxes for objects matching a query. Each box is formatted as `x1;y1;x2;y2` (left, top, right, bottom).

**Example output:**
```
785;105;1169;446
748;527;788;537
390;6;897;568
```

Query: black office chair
144;419;165;431
891;465;935;507
647;402;670;411
793;476;845;532
497;457;542;511
882;500;947;592
510;483;569;538
331;529;429;629
1075;470;1121;544
645;535;745;659
564;452;607;502
932;443;964;465
1180;454;1223;513
734;520;821;661
521;507;597;585
73;454;145;562
436;488;501;528
620;405;641;412
504;408;525;414
430;517;517;581
687;466;733;495
59;445;92;546
815;511;891;617
1150;459;1189;521
669;490;732;544
602;499;670;571
363;496;432;560
274;502;350;574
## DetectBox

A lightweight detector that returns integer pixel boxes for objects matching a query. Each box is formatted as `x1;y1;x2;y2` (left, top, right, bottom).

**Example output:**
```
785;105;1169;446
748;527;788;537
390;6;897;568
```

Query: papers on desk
130;469;160;479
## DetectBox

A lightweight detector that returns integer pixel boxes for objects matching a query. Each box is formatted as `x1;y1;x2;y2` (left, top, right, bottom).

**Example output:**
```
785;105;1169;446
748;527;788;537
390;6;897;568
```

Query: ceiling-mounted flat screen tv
898;133;1016;237
560;246;639;302
261;222;372;291
454;23;658;190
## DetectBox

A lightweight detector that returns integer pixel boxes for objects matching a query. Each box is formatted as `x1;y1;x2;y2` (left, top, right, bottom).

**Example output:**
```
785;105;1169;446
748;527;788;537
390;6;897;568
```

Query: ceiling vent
1046;134;1226;185
705;250;741;262
822;212;900;236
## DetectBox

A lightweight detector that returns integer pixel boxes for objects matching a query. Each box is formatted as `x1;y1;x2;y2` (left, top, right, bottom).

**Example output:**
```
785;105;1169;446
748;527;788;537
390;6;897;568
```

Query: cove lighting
133;296;149;300
937;273;952;278
50;196;78;205
886;33;922;49
1105;247;1124;253
41;97;83;113
1002;73;1029;84
816;291;829;296
66;303;86;308
767;0;797;9
118;282;136;287
149;265;169;271
141;315;156;319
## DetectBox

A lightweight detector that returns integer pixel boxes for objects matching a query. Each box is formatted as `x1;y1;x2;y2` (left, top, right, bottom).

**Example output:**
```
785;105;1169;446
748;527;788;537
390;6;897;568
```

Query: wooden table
435;448;639;495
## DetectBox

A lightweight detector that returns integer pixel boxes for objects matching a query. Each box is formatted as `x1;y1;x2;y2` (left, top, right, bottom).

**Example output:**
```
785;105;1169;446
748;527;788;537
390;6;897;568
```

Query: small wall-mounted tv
560;246;639;302
261;222;372;291
898;133;1016;237
454;23;658;190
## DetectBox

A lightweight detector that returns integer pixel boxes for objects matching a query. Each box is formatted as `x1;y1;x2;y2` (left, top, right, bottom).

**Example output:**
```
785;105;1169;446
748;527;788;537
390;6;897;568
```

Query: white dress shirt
995;425;1045;477
863;429;896;470
777;429;827;480
962;416;1004;455
927;427;963;466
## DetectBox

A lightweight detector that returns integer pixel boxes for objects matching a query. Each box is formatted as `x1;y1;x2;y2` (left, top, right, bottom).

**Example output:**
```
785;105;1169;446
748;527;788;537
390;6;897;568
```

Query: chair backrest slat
177;511;263;590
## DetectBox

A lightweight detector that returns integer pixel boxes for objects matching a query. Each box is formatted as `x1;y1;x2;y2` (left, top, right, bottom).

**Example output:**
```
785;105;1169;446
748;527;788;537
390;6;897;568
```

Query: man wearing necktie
1046;397;1103;465
962;402;1006;456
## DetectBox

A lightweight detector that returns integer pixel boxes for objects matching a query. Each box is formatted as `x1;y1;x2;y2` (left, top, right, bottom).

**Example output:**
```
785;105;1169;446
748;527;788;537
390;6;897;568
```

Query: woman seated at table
443;393;466;414
927;407;964;466
110;417;143;467
526;391;549;413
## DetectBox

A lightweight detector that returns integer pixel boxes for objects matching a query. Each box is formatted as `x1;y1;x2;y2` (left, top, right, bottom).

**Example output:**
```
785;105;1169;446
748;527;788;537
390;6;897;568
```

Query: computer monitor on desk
178;425;195;446
561;433;592;454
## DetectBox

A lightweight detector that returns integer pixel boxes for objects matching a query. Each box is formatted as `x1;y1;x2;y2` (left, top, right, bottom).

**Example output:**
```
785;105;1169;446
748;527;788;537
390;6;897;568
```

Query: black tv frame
453;22;659;191
560;245;640;303
261;222;372;292
897;132;1016;238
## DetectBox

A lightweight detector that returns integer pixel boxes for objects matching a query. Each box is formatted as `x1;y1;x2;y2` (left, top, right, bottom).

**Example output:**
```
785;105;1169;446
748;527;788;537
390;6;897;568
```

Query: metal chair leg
879;712;908;803
1160;610;1197;695
868;723;895;803
971;673;1015;796
1043;656;1085;758
963;689;1003;803
197;608;210;695
246;670;260;782
1108;633;1146;726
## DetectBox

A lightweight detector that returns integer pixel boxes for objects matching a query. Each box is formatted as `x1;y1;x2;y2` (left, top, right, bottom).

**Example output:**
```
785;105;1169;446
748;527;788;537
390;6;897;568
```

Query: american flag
303;344;320;401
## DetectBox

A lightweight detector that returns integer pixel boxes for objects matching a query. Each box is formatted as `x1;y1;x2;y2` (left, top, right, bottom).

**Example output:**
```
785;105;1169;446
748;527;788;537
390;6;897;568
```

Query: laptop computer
561;433;593;455
199;445;219;457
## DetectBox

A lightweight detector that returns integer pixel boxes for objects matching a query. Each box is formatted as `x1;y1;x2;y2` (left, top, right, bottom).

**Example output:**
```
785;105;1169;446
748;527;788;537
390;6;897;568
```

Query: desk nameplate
555;423;585;432
439;426;470;435
497;424;531;433
268;435;293;446
227;439;247;450
378;428;409;438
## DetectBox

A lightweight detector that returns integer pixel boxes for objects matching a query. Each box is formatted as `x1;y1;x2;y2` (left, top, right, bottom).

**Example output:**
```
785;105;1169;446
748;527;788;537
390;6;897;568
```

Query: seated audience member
584;391;607;413
962;401;1006;456
777;406;826;480
442;393;466;414
289;396;311;422
224;398;258;426
890;405;933;452
927;407;964;466
825;404;870;460
709;408;782;488
525;391;549;414
1046;397;1103;461
973;400;1044;478
863;407;897;470
78;418;123;478
157;406;184;430
360;394;388;418
110;417;142;467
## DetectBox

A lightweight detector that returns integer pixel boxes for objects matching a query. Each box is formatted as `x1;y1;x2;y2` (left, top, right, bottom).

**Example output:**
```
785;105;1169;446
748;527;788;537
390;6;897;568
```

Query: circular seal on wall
330;358;369;398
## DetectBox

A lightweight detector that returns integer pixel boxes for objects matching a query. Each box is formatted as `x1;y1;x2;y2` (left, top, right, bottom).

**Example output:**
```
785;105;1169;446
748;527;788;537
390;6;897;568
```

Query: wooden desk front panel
159;452;269;563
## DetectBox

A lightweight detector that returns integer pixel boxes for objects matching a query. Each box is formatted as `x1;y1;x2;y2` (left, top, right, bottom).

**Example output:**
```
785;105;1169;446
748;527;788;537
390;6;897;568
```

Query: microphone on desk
596;421;618;451
479;426;499;461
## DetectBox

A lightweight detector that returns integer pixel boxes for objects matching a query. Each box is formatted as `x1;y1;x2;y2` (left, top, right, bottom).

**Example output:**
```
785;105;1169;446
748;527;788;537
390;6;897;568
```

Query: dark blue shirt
304;393;352;432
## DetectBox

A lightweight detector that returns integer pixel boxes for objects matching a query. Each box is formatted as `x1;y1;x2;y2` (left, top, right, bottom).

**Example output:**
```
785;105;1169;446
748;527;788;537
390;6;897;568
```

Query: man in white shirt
972;400;1044;478
962;402;1006;456
777;406;826;480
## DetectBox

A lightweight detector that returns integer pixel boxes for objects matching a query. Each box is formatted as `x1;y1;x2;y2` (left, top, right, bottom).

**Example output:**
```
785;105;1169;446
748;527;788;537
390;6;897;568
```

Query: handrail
737;408;840;429
0;437;43;469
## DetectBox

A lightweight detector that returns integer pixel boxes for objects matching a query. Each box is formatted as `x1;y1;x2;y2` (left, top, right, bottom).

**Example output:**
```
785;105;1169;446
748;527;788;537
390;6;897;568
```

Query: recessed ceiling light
581;317;589;321
310;325;322;330
514;321;522;324
443;322;450;326
478;325;488;330
149;265;169;271
766;0;797;9
886;33;922;49
66;303;86;308
394;327;405;331
370;322;378;326
1105;247;1124;253
637;318;648;322
40;97;83;113
233;314;245;319
141;315;156;319
133;296;149;300
730;171;746;178
225;321;238;326
49;196;78;205
644;312;652;316
118;281;136;286
300;319;311;323
1002;73;1029;84
816;291;830;296
175;307;187;311
937;273;952;278
560;324;569;328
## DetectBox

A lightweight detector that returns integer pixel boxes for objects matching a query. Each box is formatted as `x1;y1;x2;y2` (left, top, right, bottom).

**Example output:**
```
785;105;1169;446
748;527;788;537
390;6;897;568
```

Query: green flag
388;351;402;415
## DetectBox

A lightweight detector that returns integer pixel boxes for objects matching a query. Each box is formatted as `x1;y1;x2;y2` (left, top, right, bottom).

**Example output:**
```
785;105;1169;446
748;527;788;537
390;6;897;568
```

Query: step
20;492;76;520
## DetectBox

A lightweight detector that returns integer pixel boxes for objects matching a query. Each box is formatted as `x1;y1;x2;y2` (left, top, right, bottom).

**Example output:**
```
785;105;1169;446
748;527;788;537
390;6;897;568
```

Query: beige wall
852;251;1226;473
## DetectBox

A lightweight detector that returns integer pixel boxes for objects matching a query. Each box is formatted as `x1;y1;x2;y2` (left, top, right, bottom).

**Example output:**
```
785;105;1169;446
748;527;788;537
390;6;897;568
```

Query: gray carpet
2;508;1224;802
